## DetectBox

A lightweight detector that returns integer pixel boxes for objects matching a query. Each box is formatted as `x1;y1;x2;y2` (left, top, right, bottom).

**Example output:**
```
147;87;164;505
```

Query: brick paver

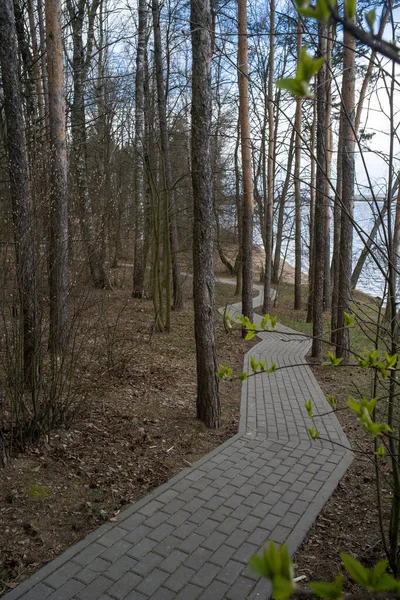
5;282;353;599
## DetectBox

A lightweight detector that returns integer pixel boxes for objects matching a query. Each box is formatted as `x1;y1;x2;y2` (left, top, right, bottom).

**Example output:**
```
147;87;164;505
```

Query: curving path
5;282;353;600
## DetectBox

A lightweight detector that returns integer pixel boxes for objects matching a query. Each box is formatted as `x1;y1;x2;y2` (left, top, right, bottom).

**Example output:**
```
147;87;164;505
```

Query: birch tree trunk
191;0;221;428
336;13;356;363
0;0;40;386
238;0;254;324
46;0;69;352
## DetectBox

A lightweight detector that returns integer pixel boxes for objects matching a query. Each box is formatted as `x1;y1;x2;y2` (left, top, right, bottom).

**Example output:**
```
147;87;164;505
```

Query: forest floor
0;269;253;596
259;282;392;590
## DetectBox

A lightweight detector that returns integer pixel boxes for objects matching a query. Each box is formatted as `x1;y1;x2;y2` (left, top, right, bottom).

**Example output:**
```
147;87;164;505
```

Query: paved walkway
5;283;353;600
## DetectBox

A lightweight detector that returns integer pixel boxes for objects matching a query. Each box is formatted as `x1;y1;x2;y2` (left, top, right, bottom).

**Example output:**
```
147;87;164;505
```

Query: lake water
274;200;392;299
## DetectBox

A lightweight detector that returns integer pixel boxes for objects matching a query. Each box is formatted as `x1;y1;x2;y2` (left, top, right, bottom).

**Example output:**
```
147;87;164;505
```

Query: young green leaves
250;356;276;374
340;554;399;593
308;426;320;440
322;352;343;367
276;48;325;98
216;365;233;380
309;575;344;599
294;0;334;23
249;544;400;600
305;399;313;417
357;351;397;379
347;395;391;437
249;542;293;600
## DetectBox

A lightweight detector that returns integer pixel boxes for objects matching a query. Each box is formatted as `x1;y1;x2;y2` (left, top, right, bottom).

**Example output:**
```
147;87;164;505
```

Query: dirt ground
0;271;253;595
292;361;391;591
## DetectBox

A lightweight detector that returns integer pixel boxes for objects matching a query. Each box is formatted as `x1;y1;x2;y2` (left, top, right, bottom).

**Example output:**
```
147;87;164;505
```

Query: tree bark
273;127;295;286
306;90;316;323
294;17;303;310
311;24;327;359
349;3;391;290
68;0;107;289
152;0;183;312
191;0;221;428
46;0;69;352
262;0;274;313
234;116;243;296
323;24;333;311
27;0;45;127
0;0;40;386
238;0;254;324
336;13;356;364
331;116;343;345
132;0;147;297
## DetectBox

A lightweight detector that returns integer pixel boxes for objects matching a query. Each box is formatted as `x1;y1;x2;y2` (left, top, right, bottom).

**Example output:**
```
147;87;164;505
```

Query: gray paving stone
164;565;195;592
27;584;54;600
77;576;113;600
158;550;187;573
225;576;256;600
175;584;203;600
184;546;212;570
137;568;169;595
126;537;156;559
4;282;354;600
178;532;204;553
74;543;107;567
233;542;260;564
47;579;85;600
44;561;81;588
103;555;137;581
198;579;230;600
216;558;244;584
107;572;142;599
191;562;220;587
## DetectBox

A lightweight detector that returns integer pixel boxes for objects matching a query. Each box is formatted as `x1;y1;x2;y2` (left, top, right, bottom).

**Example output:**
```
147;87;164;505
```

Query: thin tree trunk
294;18;303;310
311;24;327;359
354;3;391;135
323;24;333;310
27;0;45;126
152;0;182;312
385;182;400;321
349;3;391;289
336;13;356;364
238;0;254;324
191;0;221;428
68;0;106;289
306;90;316;323
132;0;147;297
0;0;40;387
37;0;49;132
331;116;343;344
273;127;295;284
46;0;69;352
263;0;274;313
234;116;243;296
